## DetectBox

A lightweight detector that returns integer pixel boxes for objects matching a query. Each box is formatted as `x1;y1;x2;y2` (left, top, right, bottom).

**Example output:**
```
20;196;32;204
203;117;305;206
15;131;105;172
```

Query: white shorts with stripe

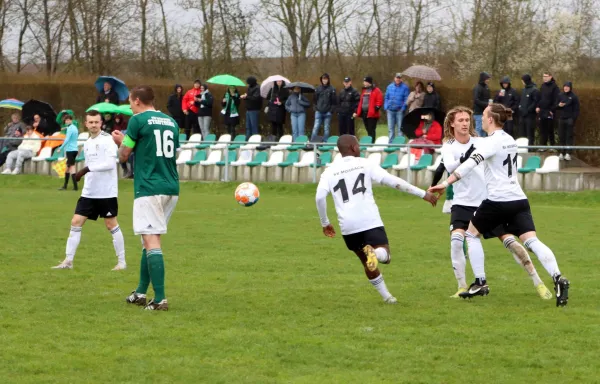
133;195;178;235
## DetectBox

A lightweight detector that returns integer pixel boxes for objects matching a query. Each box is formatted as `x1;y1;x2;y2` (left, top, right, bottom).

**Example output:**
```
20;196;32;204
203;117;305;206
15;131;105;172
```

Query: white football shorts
133;195;179;235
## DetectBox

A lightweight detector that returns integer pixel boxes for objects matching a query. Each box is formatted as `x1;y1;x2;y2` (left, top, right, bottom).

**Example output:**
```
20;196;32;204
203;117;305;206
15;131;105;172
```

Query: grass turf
1;175;599;383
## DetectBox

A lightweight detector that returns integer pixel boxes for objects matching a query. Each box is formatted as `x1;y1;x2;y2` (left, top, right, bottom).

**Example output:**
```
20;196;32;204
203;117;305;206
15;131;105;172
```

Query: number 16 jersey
125;110;180;199
317;156;389;235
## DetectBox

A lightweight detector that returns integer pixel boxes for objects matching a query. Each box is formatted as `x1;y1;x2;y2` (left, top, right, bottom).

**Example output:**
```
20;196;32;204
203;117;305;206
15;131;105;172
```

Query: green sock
147;248;165;302
135;249;150;294
463;238;468;256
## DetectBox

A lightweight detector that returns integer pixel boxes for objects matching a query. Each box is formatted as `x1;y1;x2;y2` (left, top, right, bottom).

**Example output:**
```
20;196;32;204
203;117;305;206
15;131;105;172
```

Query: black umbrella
21;99;60;135
402;107;446;139
285;82;316;93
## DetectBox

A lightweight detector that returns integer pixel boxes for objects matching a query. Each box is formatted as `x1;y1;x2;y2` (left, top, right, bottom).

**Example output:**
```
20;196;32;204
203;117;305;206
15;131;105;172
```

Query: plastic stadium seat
262;151;284;167
367;136;389;152
46;146;66;162
535;156;560;174
318;136;339;152
182;133;202;149
231;150;253;166
366;152;382;165
359;136;373;151
75;150;85;163
211;134;232;150
287;135;309;151
195;134;216;150
246;151;269;167
392;154;415;170
179;133;187;143
385;136;406;153
228;134;246;150
176;149;193;164
200;150;221;165
32;147;53;161
316;152;332;167
293;151;316;167
518;156;541;173
77;132;89;145
427;154;442;171
326;153;342;167
381;153;399;169
216;150;237;166
278;152;300;167
410;154;433;170
271;135;293;151
186;150;207;165
240;134;263;150
517;155;523;169
516;137;529;153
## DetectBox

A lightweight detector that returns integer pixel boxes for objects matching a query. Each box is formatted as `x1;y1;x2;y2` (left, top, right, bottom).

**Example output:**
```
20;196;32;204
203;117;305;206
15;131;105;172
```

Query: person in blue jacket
58;114;80;191
384;73;410;142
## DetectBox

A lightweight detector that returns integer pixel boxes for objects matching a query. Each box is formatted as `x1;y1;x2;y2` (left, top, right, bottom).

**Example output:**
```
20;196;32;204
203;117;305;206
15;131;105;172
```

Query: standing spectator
285;87;311;140
266;80;289;139
167;84;185;130
537;71;560;148
96;81;120;104
384;73;409;142
196;84;213;138
422;82;441;110
337;77;360;136
221;86;241;137
57;114;80;191
354;76;383;140
493;76;519;136
406;82;425;112
0;114;25;167
518;74;539;145
472;72;491;137
557;81;580;161
310;73;336;142
2;125;42;174
241;76;262;139
182;79;202;138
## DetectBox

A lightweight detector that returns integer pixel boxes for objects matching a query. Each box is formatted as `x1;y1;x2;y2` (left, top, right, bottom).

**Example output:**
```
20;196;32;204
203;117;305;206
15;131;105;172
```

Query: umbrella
56;109;79;128
86;102;120;114
402;65;442;81
285;82;316;93
0;98;24;110
21;99;60;135
402;107;446;138
260;75;291;98
95;76;129;102
116;104;133;116
207;74;246;87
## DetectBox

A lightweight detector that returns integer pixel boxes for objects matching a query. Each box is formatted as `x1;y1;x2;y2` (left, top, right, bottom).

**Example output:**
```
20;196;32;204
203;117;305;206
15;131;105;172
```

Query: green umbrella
206;74;246;87
86;102;120;114
116;104;133;116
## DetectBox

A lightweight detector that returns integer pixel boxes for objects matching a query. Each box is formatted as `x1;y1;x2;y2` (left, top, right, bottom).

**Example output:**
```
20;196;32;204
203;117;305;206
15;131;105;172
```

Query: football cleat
384;296;398;304
144;299;168;311
450;287;468;298
536;283;553;300
112;262;127;271
51;260;73;269
554;276;570;307
459;281;489;299
126;291;147;306
362;245;378;272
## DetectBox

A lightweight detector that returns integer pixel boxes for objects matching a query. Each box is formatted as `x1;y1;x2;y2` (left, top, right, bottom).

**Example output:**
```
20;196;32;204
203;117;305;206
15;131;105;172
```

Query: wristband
442;180;449;188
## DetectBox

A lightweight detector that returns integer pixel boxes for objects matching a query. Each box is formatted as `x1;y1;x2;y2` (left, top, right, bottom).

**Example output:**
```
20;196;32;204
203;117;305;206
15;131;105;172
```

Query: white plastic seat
326;153;342;167
535;156;560;174
271;135;293;151
366;136;389;152
262;151;284;167
77;132;89;145
32;147;53;161
210;134;231;149
293;151;316;168
517;155;523;169
366;152;382;165
516;137;529;153
200;150;222;165
176;149;193;164
392;154;415;170
427;154;442;171
182;133;202;149
434;147;442;153
240;134;262;150
232;150;253;166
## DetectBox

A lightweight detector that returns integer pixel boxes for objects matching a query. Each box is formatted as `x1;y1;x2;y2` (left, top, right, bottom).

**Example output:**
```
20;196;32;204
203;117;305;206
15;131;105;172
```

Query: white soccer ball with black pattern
235;182;260;207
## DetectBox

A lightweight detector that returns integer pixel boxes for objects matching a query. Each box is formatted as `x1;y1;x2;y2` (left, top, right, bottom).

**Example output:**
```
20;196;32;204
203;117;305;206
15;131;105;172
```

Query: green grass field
1;176;599;383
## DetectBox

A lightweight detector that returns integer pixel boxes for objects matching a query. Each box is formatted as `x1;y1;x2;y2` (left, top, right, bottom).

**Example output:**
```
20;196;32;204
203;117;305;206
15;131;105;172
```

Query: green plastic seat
179;133;187;143
216;150;237;166
46;146;66;162
247;151;268;167
75;150;85;163
228;135;247;150
195;134;217;150
318;136;339;152
287;135;308;151
410;154;433;170
381;153;399;169
359;136;373;151
385;136;406;153
518;156;541;173
315;152;332;167
185;150;207;165
278;152;300;167
0;146;7;154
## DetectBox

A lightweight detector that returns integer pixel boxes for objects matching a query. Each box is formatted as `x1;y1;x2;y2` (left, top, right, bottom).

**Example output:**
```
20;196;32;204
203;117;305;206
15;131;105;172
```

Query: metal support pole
406;142;412;183
312;143;317;183
224;143;229;182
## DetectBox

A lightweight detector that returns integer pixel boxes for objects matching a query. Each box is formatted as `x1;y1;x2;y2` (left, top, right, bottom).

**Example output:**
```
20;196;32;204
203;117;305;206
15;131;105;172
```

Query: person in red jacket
413;111;442;155
181;79;202;138
354;76;383;139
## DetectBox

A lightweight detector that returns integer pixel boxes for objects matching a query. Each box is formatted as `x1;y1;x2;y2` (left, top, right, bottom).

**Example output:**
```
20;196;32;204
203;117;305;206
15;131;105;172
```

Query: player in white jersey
316;135;438;303
51;110;126;271
430;104;569;306
439;106;551;299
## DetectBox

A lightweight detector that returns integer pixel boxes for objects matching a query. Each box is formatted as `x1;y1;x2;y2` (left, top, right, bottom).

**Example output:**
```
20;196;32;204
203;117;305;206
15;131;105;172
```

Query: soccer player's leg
99;198;125;271
448;205;473;297
52;197;94;269
126;237;148;306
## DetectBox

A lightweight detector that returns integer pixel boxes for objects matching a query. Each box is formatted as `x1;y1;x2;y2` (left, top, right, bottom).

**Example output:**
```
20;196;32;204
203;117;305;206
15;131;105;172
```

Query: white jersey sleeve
445;137;487;207
82;133;119;199
441;142;461;174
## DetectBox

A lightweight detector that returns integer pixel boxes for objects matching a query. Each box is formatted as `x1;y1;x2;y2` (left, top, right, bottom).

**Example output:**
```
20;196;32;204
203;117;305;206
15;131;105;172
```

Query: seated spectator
2;125;43;174
97;81;119;104
412;111;442;155
32;114;48;135
422;82;441;110
221;86;241;136
112;114;128;132
57;114;80;190
102;113;114;132
0;115;25;167
406;82;425;112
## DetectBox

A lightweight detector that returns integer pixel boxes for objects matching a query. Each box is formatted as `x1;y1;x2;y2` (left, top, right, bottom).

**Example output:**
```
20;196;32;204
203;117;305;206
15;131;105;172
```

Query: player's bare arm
74;166;89;182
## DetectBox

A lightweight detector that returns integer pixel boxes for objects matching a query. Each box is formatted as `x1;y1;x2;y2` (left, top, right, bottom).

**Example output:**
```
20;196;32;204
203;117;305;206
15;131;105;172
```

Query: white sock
450;233;467;289
374;247;390;263
369;274;392;300
503;237;543;286
465;231;485;280
66;226;82;262
524;237;560;278
110;225;126;264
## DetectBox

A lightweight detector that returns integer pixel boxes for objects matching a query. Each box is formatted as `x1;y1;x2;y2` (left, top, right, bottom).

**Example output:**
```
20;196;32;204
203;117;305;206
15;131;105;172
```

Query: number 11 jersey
317;156;389;235
125;110;180;199
472;130;526;202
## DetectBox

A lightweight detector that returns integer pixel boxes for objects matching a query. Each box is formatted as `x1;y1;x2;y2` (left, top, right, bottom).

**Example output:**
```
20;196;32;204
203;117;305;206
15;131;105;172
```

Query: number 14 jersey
317;156;390;235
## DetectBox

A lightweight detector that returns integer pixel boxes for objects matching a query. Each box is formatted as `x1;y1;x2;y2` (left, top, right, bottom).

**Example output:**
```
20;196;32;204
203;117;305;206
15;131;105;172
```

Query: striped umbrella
0;98;25;110
402;65;442;81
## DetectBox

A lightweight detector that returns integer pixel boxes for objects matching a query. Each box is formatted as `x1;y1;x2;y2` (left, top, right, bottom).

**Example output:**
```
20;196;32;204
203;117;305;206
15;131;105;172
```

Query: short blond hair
443;106;476;140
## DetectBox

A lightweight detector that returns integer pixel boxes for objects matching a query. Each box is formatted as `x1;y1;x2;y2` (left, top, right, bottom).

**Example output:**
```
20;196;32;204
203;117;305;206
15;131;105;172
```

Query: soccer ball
235;182;260;207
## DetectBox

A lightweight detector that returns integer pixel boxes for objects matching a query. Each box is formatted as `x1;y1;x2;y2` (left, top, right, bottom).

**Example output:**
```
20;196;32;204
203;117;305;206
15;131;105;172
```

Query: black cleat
554;276;570;307
126;291;147;306
458;280;490;299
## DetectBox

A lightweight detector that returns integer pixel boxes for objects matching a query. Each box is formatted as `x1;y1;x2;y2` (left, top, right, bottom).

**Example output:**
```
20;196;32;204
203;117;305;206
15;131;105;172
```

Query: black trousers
502;120;515;137
558;118;574;155
338;114;355;136
184;111;199;138
362;117;378;139
173;115;185;132
539;118;555;146
0;150;9;167
226;124;238;137
519;115;536;146
270;122;284;139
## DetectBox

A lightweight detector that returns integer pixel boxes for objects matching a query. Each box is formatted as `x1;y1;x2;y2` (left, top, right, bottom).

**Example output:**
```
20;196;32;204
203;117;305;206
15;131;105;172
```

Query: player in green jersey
112;86;180;311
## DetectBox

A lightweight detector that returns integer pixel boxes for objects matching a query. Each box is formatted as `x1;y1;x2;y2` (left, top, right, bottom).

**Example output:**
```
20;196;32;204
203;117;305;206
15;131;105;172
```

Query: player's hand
74;167;88;182
423;191;438;207
323;224;336;238
112;130;124;146
460;144;475;163
428;184;447;195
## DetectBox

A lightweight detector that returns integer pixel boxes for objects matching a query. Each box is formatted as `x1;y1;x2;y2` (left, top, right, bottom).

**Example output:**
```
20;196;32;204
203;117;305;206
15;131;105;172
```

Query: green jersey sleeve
126;115;141;142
